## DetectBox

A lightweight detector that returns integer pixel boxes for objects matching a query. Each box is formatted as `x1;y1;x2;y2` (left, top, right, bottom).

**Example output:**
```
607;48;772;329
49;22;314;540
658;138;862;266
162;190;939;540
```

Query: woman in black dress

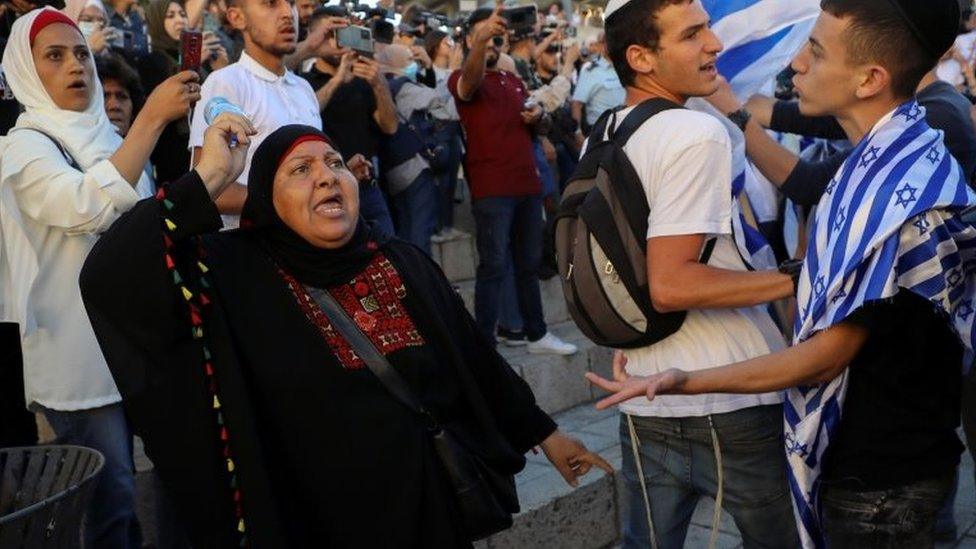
80;117;610;547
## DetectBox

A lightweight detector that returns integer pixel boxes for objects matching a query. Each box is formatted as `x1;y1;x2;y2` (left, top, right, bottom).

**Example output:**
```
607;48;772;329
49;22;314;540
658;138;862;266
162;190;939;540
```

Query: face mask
78;21;100;39
402;62;419;81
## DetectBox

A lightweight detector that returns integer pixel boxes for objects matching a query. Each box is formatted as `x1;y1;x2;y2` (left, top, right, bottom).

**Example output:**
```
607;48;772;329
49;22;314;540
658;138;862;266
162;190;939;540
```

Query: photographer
377;43;457;255
300;6;397;234
449;6;576;355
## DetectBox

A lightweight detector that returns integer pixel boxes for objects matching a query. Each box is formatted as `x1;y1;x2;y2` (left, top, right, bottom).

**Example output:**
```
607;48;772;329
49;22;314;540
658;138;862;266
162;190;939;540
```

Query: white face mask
78;21;100;39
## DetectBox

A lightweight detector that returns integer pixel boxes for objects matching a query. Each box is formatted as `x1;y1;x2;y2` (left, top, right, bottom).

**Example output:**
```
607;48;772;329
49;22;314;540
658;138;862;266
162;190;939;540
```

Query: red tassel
190;310;202;326
165;254;175;269
205;362;214;376
234;489;241;503
163;234;173;248
155;187;166;200
200;293;211;306
220;426;229;441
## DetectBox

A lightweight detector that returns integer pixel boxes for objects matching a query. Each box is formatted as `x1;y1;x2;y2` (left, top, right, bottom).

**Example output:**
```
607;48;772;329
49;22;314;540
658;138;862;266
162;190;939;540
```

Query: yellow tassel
213;395;221;409
227;458;235;472
198;261;209;273
237;519;245;533
164;218;177;231
181;286;193;301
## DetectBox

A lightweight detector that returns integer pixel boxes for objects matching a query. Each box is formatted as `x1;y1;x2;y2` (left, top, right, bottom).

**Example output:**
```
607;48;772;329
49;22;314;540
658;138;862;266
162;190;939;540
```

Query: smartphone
180;30;203;73
502;5;537;37
337;25;374;57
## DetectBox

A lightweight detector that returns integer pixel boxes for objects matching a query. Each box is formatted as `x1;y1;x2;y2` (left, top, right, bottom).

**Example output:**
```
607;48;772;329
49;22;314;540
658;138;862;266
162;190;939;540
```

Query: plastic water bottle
204;97;247;147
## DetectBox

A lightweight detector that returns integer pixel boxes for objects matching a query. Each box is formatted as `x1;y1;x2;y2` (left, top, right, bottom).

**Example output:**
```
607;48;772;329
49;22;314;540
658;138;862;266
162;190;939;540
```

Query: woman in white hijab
0;7;201;547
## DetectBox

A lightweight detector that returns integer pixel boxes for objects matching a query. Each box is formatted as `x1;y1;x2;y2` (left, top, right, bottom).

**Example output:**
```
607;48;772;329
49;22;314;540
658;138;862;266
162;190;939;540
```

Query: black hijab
241;124;388;287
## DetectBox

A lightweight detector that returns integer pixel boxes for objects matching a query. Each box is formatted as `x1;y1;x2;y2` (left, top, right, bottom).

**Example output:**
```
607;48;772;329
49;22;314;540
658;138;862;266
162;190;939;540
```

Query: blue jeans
472;195;547;343
392;170;439;256
433;123;462;231
499;261;523;332
620;405;798;549
822;473;953;548
533;140;558;200
42;403;141;549
359;181;395;237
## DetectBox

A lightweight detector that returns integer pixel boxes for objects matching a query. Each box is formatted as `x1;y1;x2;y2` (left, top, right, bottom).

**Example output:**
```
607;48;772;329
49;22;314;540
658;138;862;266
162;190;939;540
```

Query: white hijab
0;7;150;335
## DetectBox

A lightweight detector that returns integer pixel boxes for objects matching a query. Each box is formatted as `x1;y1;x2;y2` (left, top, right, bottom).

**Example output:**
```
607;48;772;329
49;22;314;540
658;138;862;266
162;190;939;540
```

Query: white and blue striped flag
690;0;821;270
789;100;976;548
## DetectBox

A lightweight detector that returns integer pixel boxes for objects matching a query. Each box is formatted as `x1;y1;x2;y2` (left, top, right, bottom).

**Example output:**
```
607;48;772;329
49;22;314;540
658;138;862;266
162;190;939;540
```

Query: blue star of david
895;184;918;208
926;146;941;165
958;300;974;321
831;289;848;304
859;146;880;168
814;275;826;296
833;207;846;232
913;215;930;235
825;179;837;195
899;103;922;121
949;269;964;288
785;433;809;457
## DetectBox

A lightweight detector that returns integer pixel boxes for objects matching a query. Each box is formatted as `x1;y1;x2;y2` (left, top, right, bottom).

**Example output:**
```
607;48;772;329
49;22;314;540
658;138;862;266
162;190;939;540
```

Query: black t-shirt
823;292;964;489
300;66;381;160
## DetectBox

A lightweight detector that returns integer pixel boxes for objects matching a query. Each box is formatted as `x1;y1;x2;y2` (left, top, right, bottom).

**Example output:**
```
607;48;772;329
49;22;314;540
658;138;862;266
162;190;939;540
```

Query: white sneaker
430;230;449;244
527;332;578;356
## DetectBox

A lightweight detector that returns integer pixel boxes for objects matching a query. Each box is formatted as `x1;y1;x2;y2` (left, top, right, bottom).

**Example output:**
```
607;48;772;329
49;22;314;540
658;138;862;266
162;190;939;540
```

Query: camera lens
492;36;504;47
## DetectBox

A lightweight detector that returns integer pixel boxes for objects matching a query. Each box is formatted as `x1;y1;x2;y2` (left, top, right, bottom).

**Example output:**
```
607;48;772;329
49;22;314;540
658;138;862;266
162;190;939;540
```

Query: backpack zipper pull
566;263;574;280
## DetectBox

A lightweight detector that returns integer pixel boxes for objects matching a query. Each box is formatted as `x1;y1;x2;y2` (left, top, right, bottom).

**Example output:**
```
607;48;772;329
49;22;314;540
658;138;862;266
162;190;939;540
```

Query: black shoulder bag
305;286;519;541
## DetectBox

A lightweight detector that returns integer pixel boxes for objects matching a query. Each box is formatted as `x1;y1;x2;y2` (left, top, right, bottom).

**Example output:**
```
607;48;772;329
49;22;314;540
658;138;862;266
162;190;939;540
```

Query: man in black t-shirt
300;7;398;235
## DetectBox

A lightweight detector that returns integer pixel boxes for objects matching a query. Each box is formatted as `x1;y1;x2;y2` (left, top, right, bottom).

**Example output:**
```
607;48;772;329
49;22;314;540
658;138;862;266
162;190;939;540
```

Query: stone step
455;275;572;327
431;231;477;284
496;321;612;416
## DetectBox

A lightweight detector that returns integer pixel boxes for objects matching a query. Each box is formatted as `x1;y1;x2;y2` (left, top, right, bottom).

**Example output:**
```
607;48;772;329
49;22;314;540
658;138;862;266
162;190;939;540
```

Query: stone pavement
482;400;976;549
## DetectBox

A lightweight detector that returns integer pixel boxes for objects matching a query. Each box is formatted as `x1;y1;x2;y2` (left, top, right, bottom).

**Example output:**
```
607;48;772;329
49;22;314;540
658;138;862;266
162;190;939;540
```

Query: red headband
29;10;80;46
277;134;331;170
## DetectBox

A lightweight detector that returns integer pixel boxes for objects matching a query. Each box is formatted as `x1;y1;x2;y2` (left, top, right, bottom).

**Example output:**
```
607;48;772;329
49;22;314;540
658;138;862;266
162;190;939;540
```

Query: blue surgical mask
403;62;419;81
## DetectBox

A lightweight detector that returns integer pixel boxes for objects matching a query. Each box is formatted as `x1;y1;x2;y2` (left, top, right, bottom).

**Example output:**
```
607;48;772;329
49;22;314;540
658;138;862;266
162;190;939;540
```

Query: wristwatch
726;108;752;132
779;258;804;294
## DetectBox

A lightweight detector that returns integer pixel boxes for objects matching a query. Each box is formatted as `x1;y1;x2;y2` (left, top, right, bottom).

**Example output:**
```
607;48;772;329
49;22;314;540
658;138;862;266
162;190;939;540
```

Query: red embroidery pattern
279;253;426;370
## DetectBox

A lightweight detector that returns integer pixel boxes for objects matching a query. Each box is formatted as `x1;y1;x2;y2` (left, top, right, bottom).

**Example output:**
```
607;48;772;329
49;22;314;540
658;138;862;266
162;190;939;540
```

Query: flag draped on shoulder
695;0;821;270
787;100;976;548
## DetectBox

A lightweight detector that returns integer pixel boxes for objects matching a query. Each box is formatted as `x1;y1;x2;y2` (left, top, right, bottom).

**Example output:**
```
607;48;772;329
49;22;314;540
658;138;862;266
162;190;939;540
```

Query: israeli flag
689;0;821;270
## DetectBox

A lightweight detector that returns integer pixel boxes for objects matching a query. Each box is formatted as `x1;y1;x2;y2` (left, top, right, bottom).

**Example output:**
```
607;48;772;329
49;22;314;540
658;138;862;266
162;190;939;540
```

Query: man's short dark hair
310;4;347;25
604;0;689;87
821;0;953;98
95;54;145;115
372;19;395;44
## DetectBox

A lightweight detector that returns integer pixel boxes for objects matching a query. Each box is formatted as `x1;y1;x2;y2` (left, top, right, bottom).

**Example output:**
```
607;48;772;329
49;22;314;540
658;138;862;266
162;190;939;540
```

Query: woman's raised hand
195;112;257;199
539;430;613;487
141;71;201;127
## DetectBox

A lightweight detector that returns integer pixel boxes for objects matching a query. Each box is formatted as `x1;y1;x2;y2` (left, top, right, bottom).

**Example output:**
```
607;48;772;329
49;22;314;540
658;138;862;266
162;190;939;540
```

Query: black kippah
885;0;961;58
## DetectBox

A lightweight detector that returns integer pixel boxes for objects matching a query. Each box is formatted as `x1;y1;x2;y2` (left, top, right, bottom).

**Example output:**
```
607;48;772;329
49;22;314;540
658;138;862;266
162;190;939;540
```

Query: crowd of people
3;0;976;547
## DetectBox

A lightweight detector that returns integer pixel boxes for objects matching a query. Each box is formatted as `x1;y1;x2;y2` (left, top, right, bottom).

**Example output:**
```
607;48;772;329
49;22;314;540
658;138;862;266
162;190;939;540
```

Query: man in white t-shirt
583;0;800;547
189;0;345;227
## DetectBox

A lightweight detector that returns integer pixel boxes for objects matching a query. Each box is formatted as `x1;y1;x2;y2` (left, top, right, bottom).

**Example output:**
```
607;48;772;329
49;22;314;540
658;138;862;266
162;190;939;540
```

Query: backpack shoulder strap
587;106;623;146
610;97;684;145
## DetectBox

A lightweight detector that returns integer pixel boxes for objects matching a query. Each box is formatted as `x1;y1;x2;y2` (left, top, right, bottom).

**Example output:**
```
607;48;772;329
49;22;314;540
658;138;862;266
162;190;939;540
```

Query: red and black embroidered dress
79;171;557;548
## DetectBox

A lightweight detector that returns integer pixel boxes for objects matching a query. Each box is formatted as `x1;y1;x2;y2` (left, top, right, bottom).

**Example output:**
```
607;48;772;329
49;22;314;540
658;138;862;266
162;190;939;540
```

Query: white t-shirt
595;106;785;418
937;31;976;87
189;52;321;227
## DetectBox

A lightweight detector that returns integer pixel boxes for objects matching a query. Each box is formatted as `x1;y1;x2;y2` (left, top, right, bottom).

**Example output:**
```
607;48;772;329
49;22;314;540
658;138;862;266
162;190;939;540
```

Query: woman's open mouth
314;194;344;217
67;79;87;92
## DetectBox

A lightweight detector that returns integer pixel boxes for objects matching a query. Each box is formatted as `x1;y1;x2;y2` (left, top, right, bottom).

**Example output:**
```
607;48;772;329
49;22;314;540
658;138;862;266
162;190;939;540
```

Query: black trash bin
0;445;104;548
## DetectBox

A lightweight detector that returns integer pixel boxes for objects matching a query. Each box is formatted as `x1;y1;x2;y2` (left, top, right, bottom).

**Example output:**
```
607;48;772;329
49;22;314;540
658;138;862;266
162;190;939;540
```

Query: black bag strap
305;286;441;430
609;97;684;145
700;236;716;264
12;128;80;170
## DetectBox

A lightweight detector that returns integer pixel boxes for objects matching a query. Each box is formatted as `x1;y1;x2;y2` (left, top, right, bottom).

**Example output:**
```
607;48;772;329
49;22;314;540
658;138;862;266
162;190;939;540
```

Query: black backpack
553;98;715;349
